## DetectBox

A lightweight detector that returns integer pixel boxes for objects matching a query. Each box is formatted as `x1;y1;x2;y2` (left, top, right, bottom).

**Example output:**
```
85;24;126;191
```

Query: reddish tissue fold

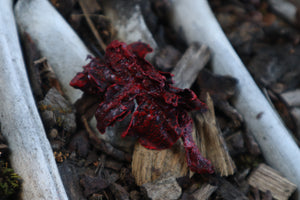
70;40;214;174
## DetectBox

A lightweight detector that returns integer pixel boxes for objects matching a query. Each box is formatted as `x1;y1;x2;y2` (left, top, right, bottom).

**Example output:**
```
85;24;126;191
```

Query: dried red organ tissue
70;40;214;174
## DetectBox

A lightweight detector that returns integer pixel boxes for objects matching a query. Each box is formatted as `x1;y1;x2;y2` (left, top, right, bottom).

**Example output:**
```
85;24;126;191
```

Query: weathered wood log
15;0;90;104
169;0;300;197
0;1;68;199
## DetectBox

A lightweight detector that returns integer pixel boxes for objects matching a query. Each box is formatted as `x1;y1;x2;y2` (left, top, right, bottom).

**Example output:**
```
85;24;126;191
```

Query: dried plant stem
78;0;107;51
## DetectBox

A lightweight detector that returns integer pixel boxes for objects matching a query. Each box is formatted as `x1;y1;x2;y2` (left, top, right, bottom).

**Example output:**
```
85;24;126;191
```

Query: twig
78;0;107;51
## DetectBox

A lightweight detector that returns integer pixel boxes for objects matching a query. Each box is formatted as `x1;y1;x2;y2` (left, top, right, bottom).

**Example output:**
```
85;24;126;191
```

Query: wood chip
268;0;297;25
131;142;188;186
141;173;182;200
197;69;242;127
171;43;210;89
192;183;218;200
102;0;157;59
109;183;130;200
154;45;181;71
216;179;248;200
248;164;297;200
194;93;236;176
281;89;300;107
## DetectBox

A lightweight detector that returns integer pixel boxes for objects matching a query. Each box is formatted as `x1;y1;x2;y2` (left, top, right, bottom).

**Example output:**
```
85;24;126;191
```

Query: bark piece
141;174;182;200
130;191;141;200
248;164;297;200
58;160;87;200
242;130;261;156
268;0;298;25
21;33;44;100
194;94;236;176
80;175;110;197
192;183;218;200
154;45;181;71
104;158;123;171
109;183;130;200
0;1;68;199
281;89;300;107
102;0;158;58
182;183;218;200
38;88;76;134
68;130;90;158
249;44;300;90
216;179;248;200
226;131;246;156
36;57;64;95
172;43;210;89
169;0;300;197
197;69;242;127
82;118;132;162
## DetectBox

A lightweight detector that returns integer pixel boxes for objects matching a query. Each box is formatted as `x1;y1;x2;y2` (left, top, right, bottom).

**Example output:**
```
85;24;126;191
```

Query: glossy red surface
70;40;214;174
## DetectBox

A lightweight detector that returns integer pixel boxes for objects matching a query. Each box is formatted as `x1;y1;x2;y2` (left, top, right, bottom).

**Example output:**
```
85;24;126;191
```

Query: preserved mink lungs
70;40;214;174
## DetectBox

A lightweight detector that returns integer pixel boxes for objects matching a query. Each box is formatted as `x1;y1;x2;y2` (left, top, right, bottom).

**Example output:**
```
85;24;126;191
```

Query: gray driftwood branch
169;0;300;197
15;0;90;104
0;1;68;199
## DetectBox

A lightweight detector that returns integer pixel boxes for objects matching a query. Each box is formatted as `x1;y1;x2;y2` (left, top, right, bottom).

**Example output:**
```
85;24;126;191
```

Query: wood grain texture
248;164;297;200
